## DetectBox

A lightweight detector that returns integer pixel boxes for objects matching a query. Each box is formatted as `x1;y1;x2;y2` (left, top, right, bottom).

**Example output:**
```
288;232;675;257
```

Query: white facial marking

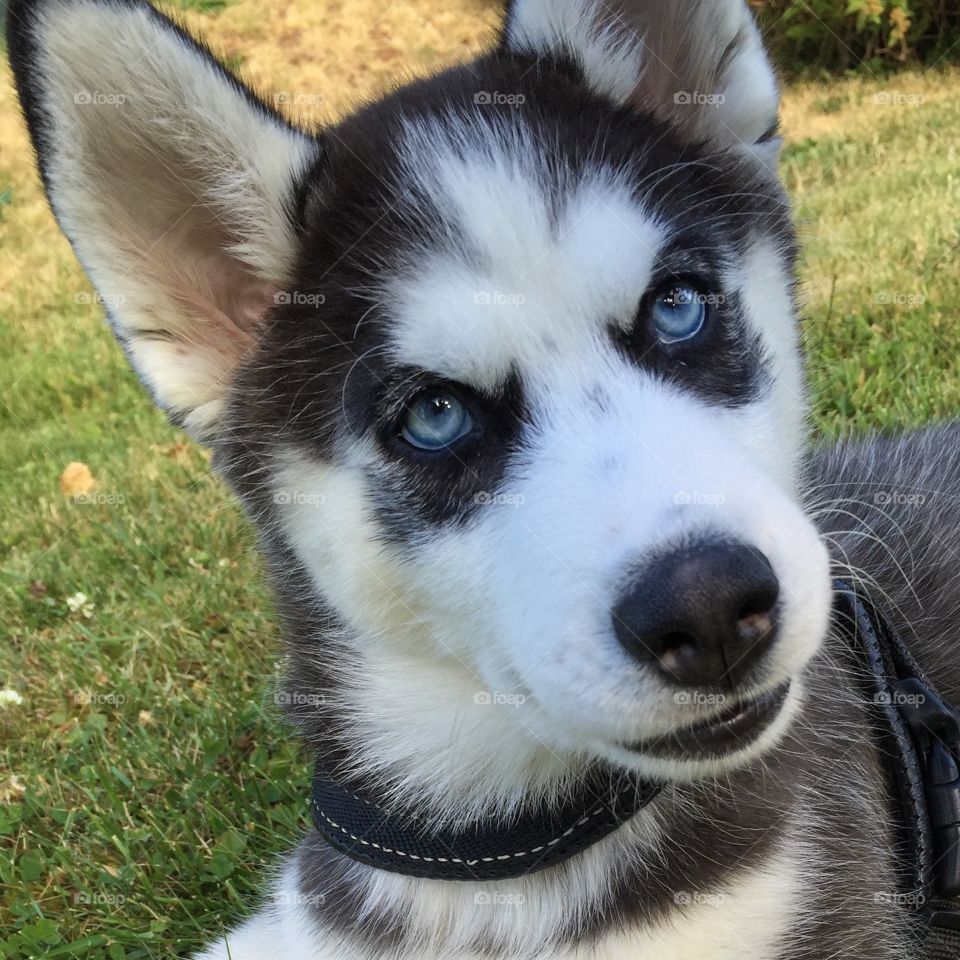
388;119;663;389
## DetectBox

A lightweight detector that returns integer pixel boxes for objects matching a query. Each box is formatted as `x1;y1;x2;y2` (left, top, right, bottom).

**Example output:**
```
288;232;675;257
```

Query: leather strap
311;757;660;880
834;580;960;950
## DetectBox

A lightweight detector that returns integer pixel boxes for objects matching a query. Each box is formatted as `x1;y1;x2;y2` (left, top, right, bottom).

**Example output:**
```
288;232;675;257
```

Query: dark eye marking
612;270;768;408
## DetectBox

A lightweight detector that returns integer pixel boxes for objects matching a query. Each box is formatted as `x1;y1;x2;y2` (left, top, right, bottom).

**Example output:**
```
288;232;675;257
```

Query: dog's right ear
7;0;320;440
502;0;781;163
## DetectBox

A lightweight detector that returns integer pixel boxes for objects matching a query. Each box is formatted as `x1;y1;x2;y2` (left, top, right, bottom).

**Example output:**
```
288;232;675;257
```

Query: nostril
734;610;775;650
656;632;699;679
734;585;779;643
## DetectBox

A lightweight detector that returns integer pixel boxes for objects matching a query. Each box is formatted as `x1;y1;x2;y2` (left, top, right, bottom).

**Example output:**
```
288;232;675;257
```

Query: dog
9;0;960;956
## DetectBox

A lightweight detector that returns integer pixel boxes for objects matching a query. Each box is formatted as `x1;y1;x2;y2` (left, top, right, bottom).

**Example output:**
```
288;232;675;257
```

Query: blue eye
651;283;708;343
401;391;473;450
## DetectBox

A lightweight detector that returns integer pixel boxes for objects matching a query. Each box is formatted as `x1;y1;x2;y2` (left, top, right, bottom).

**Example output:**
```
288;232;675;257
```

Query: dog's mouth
624;682;791;760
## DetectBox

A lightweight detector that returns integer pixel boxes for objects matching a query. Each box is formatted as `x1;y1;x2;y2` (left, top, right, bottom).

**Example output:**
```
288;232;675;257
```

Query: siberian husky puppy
9;0;960;956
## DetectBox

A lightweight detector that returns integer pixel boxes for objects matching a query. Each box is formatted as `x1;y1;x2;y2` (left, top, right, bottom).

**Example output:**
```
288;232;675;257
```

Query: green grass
0;266;306;957
780;68;960;435
1;16;960;959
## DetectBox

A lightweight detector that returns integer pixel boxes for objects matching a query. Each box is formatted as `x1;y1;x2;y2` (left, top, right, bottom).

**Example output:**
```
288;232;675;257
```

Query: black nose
612;541;780;689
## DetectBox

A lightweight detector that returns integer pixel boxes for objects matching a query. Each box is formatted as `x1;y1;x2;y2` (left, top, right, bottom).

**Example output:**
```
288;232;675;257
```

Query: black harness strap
834;581;960;955
311;757;660;881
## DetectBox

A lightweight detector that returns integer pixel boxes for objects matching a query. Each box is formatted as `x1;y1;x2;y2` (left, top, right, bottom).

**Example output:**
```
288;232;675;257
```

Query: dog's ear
7;0;320;440
502;0;781;162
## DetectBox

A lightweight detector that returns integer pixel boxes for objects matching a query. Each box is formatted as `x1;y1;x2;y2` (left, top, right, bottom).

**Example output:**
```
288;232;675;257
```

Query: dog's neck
290;633;592;826
277;604;804;957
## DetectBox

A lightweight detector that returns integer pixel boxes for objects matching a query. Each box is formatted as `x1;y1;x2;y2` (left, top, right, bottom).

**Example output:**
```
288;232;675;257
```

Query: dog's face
11;0;832;795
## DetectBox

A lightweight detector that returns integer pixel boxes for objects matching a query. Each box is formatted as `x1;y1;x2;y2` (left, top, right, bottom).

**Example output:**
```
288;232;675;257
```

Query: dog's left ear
503;0;781;163
7;0;320;440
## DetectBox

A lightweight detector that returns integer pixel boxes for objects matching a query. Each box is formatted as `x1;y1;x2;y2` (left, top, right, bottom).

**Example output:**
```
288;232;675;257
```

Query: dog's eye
401;391;474;451
651;282;708;343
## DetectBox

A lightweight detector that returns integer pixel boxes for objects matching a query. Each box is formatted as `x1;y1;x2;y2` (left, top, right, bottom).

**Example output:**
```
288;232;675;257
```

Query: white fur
198;837;804;959
389;118;663;391
504;0;645;105
506;0;779;153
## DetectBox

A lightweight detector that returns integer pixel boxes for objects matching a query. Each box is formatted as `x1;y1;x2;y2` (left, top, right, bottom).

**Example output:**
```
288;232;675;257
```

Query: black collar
311;758;660;881
833;580;960;950
310;580;960;954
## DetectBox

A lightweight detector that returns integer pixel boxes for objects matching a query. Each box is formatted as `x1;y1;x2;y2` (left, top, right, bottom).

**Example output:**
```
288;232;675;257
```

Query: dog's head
10;0;832;805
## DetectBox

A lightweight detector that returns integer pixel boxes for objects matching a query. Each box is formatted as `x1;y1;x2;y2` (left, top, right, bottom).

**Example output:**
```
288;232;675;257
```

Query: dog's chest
199;849;800;960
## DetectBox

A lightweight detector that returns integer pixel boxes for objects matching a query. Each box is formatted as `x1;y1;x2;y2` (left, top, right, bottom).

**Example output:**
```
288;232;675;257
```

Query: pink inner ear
165;253;282;367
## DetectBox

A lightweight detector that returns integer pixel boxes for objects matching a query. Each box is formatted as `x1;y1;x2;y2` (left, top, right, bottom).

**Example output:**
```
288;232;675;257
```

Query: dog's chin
588;679;804;783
